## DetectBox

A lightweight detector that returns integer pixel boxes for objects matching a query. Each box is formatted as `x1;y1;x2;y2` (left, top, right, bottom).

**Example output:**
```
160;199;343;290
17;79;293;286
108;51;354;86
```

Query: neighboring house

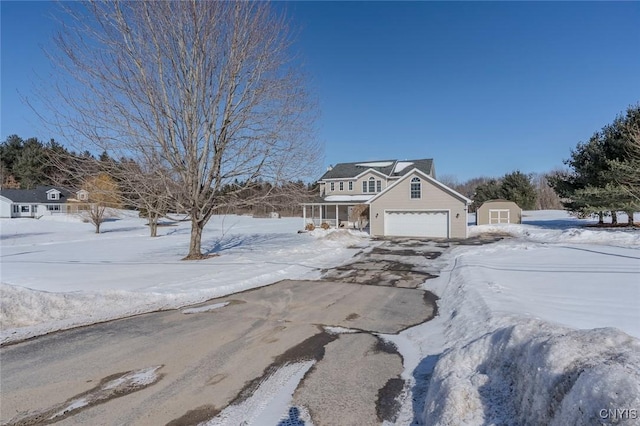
302;159;471;239
0;186;87;218
476;199;522;225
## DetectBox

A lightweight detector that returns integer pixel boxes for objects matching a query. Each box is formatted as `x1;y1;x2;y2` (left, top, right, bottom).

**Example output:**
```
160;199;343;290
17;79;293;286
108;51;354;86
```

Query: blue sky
2;1;639;181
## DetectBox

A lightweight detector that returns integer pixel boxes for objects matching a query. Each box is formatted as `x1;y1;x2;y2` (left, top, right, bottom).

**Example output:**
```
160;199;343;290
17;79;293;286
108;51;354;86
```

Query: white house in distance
302;159;471;239
0;186;88;218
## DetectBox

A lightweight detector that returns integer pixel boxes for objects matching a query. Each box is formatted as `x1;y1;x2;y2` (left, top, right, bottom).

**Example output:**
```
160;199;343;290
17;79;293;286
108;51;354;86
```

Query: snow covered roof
324;195;374;202
319;159;433;180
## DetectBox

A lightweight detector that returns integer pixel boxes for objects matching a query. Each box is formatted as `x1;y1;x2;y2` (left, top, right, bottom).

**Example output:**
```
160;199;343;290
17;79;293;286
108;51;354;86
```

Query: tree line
0;134;317;235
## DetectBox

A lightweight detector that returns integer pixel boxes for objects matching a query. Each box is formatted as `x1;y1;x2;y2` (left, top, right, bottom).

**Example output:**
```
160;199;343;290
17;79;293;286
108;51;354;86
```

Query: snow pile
308;228;369;247
470;223;640;247
423;322;640;425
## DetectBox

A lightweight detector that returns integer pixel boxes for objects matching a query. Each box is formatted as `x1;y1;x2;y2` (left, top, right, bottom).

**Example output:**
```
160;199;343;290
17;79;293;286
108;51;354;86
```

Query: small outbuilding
476;199;522;225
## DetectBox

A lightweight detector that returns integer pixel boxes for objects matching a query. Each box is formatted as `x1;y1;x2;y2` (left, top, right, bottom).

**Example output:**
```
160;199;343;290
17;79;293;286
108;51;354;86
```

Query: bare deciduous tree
349;204;369;231
533;172;563;210
45;1;320;258
82;172;122;233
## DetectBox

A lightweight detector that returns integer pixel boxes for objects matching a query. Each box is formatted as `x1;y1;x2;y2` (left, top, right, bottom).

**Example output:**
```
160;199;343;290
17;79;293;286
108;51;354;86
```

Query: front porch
301;203;369;231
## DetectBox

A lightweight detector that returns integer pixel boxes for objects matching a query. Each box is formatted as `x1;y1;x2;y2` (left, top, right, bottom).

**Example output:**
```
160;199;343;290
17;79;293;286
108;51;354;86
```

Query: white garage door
384;210;449;238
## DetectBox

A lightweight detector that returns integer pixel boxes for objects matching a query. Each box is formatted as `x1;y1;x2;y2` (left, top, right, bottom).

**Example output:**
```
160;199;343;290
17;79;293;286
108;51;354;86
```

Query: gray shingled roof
319;158;433;180
0;186;73;204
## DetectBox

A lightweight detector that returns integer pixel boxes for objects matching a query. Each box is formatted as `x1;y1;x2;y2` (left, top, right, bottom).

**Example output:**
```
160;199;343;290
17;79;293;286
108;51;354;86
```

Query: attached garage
367;169;471;239
476;200;522;225
384;210;449;238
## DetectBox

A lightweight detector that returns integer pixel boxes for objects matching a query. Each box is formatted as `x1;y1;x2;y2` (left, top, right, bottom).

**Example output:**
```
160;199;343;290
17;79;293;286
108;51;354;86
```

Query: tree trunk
627;211;635;226
598;212;604;224
185;218;204;260
612;211;618;225
148;213;158;237
95;222;101;233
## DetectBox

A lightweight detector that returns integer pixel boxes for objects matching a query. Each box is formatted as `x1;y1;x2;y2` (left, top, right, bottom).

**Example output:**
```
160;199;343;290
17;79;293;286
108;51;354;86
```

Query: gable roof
320;158;434;180
366;168;472;205
0;186;73;204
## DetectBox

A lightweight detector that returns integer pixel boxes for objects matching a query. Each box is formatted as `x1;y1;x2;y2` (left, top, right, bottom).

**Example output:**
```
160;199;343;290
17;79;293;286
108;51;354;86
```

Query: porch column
302;204;306;227
319;204;323;224
335;204;339;228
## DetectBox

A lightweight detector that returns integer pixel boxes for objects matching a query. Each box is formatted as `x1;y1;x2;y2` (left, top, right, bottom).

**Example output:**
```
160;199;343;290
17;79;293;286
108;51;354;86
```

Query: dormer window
46;189;61;200
368;177;375;193
77;190;89;201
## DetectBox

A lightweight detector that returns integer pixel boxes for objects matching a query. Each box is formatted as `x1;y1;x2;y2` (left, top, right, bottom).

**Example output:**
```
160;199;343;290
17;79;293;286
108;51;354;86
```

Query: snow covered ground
1;209;639;424
0;213;367;344
385;210;640;425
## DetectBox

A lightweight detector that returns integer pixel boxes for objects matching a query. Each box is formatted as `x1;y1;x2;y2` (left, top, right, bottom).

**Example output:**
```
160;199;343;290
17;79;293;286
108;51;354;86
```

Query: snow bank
470;223;640;247
422;322;640;425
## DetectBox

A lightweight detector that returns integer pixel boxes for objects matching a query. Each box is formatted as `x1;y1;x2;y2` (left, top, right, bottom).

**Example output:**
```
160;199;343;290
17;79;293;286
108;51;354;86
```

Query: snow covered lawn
0;213;366;344
1;209;639;425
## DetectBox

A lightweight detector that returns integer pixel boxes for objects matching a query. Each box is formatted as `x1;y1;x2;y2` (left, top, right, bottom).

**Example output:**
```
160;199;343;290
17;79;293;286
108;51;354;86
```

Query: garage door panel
384;210;448;238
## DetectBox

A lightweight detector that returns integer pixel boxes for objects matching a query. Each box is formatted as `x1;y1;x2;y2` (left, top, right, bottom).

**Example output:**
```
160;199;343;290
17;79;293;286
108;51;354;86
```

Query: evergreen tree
501;171;537;210
13;138;47;189
472;179;502;211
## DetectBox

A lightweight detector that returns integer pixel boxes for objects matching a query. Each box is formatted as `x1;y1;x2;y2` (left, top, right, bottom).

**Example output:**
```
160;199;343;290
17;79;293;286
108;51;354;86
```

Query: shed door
489;209;510;224
384;210;448;238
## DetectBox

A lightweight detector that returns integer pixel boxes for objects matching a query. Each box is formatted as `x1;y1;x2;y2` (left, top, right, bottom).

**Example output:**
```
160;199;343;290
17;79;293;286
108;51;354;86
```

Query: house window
368;177;375;193
13;205;19;213
376;180;382;193
348;181;353;191
21;205;30;213
339;182;344;191
330;182;335;191
362;181;367;193
77;191;88;201
47;192;59;200
410;177;421;199
47;205;61;211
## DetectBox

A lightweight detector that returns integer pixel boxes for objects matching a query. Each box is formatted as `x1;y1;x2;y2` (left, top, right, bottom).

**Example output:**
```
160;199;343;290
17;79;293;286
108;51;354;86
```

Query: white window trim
410;177;421;199
489;209;510;224
368;177;375;193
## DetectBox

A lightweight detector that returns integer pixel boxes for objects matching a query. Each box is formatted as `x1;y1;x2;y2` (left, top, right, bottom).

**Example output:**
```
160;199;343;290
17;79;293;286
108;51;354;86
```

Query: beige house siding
369;172;468;238
476;200;522;225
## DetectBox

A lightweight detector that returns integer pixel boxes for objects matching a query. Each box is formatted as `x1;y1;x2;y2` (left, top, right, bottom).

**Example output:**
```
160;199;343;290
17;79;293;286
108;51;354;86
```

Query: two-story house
302;158;471;239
